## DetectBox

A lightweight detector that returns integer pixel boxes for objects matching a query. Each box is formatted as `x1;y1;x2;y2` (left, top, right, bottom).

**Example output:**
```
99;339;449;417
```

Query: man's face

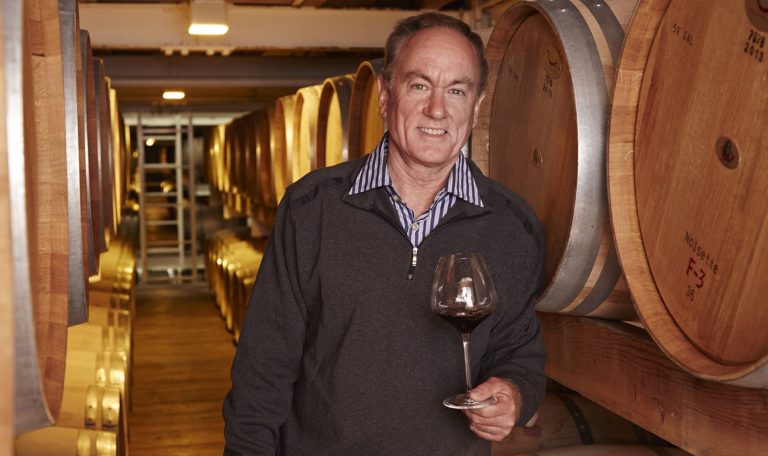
378;27;484;169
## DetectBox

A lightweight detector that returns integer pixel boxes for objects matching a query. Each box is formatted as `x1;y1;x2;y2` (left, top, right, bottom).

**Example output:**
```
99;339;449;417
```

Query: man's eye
449;88;466;96
411;83;427;91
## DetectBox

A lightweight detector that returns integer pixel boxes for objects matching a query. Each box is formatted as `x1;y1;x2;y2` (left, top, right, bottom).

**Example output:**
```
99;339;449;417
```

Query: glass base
443;393;497;410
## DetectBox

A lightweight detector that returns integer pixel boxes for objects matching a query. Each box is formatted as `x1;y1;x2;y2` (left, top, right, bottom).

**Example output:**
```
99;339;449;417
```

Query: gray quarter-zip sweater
223;155;547;456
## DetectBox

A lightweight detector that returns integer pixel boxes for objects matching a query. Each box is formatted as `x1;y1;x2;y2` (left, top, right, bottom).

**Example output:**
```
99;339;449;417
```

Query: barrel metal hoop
554;393;594;445
532;0;611;311
578;0;626;65
61;0;88;326
79;30;99;283
569;243;623;316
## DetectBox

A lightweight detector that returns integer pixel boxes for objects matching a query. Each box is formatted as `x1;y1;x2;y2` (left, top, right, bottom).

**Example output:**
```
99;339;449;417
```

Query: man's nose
424;91;447;119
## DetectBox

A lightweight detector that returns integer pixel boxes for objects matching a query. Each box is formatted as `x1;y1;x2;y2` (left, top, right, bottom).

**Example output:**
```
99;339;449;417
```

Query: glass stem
461;332;472;393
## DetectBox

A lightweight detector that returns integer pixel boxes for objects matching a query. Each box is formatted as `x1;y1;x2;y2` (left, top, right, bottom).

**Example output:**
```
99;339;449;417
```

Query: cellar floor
128;282;235;456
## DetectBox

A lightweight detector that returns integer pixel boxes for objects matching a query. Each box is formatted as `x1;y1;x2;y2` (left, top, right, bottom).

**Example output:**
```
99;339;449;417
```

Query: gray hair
382;12;488;94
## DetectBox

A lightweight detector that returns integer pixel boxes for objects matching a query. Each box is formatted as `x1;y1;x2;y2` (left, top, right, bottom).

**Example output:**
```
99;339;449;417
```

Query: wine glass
431;253;498;409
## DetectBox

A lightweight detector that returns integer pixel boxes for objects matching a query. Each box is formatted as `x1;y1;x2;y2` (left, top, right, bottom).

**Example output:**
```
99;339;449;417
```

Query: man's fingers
464;377;521;442
469;422;509;442
465;409;516;428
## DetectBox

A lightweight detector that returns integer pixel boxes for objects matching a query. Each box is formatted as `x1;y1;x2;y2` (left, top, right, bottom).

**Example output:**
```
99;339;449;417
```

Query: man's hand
463;377;522;441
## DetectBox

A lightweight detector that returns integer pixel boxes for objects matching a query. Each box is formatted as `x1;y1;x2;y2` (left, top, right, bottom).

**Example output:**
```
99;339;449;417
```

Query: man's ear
472;91;486;129
377;75;389;120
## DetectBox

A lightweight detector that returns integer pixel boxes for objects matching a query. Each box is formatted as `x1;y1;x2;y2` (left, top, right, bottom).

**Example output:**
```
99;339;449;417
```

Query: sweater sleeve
478;220;547;427
222;195;307;455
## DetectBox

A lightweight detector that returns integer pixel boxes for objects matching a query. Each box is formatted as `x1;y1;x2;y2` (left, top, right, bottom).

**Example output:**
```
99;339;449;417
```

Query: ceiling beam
100;54;371;88
79;4;461;51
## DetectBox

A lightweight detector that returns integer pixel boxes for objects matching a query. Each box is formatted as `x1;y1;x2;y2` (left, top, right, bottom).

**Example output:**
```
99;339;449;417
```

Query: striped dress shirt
349;133;484;248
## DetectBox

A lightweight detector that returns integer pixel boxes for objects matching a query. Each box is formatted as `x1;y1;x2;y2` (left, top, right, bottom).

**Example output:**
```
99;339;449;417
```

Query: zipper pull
407;247;418;280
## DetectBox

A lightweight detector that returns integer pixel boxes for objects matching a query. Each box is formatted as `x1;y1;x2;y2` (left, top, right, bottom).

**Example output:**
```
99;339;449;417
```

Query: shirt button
411;222;420;231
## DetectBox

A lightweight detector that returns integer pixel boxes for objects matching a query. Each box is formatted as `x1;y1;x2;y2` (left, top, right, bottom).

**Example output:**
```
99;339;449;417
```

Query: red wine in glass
431;254;498;409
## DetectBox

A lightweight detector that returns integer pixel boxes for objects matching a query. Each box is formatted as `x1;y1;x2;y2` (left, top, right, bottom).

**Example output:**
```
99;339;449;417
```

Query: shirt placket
408;189;450;247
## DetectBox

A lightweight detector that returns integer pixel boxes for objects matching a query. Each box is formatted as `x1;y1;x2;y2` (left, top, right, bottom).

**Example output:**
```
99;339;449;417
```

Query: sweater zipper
407;247;418;280
405;209;485;280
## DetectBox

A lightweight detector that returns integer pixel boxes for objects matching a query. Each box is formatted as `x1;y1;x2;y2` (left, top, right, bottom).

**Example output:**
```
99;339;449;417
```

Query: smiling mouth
418;127;448;136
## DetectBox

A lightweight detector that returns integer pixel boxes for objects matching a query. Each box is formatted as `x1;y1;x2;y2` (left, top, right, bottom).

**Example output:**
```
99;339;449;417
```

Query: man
223;12;546;455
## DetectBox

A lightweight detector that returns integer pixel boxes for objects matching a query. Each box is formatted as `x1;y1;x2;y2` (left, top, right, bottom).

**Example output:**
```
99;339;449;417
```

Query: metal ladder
136;114;199;283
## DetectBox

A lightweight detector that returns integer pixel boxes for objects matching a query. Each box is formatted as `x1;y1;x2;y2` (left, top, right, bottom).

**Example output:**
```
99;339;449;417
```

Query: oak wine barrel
58;384;121;431
15;427;118;456
59;0;89;326
80;30;107;259
67;327;129;379
206;228;250;321
220;122;234;210
225;118;239;215
230;116;247;216
227;240;266;341
11;0;72;432
241;112;261;214
57;344;125;431
94;58;116;246
607;0;768;387
292;84;321;183
483;0;527;23
474;0;638;319
270;95;295;203
93;58;115;245
316;74;354;168
348;59;385;159
225;119;247;216
74;31;98;282
0;0;15;448
77;30;98;278
220;240;261;330
89;216;137;321
206;124;227;195
108;85;124;227
67;325;129;415
90;238;136;299
254;107;276;225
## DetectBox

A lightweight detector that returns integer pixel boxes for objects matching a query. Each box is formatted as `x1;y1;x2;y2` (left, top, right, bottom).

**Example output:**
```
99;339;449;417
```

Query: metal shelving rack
137;114;199;283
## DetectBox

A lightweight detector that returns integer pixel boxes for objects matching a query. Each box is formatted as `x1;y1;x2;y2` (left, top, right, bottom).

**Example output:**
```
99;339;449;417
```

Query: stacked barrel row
16;217;137;456
203;60;386;339
0;0;135;454
205;59;384;229
473;0;768;388
205;228;267;344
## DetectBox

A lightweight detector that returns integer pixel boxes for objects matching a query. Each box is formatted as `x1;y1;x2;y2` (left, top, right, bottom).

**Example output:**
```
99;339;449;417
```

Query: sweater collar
348;133;484;208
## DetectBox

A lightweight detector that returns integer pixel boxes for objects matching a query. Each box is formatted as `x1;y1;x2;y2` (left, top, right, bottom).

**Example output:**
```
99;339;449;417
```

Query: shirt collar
349;133;484;208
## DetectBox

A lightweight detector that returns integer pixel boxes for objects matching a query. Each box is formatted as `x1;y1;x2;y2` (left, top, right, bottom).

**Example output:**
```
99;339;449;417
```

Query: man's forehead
394;29;480;82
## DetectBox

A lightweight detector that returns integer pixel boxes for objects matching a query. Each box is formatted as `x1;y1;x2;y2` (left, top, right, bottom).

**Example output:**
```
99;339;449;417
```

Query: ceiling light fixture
162;90;186;100
188;0;229;36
